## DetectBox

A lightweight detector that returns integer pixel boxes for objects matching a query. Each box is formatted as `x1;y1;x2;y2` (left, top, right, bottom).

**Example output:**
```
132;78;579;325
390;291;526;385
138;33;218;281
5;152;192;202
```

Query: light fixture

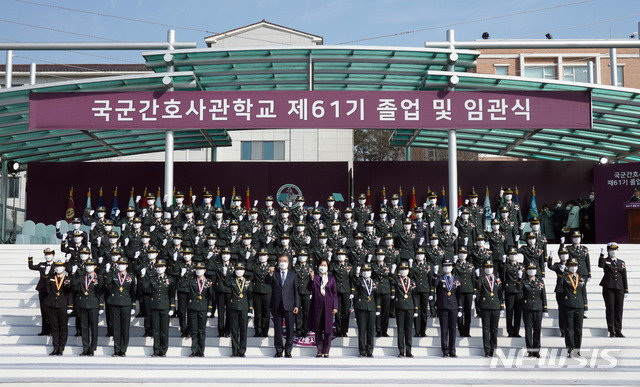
7;160;19;174
482;32;490;40
545;33;553;40
599;157;609;164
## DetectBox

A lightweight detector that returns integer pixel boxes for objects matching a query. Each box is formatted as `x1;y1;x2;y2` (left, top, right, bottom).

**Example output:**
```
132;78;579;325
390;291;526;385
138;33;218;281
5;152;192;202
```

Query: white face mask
327;201;334;208
163;224;171;231
154;213;162;219
109;238;118;244
484;242;490;249
484;268;494;275
133;223;141;229
45;254;54;262
117;264;127;272
458;253;467;260
527;269;537;277
299;255;308;263
97;212;105;219
184;255;193;262
527;239;536;246
74;237;83;244
345;213;353;219
173;239;181;245
296;226;304;232
298;201;304;207
127;211;135;218
185;213;193;220
568;266;578;273
176;198;184;204
429;199;437;205
491;225;500;231
234;201;242;208
105;226;113;232
156;267;166;275
380;213;387;219
80;254;89;261
362;270;371;278
196;269;205;277
376;256;385;262
443;266;453;274
358;199;366;205
337;255;346;262
391;199;399;206
259;255;268;263
531;225;540;232
235;270;245;277
147;200;155;206
230;225;238;232
403;224;411;231
73;223;81;230
319;238;327;245
461;214;469;221
572;237;581;244
196;226;204;233
207;239;216;246
111;255;120;262
589;195;594;201
215;213;223;220
278;262;288;270
281;239;290;246
385;240;393;246
148;253;157;260
250;214;258;220
559;254;569;262
266;201;273;207
470;198;478;204
609;251;617;258
565;206;572;211
313;214;321;220
366;226;374;233
399;269;409;277
222;255;230;262
429;240;438;247
85;265;95;273
243;239;252;246
204;198;212;204
355;239;363;246
504;194;512;201
265;224;273;231
500;213;508;219
142;238;150;244
509;254;517;261
318;266;328;274
55;267;65;274
331;225;340;232
282;213;290;219
443;225;451;232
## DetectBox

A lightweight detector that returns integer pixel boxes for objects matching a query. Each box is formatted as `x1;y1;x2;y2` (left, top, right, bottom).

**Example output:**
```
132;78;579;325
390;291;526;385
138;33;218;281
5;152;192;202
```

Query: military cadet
470;236;492;271
189;221;207;256
375;208;392;237
162;232;184;266
176;207;196;245
291;222;312;254
476;261;504;357
455;208;476;249
353;264;377;357
152;219;173;250
222;220;242;252
522;263;548;357
116;207;137;234
228;262;253;357
598;243;628;337
519;232;546;280
438;220;458;260
381;233;400;267
498;188;523;230
289;196;306;222
106;257;136;356
362;221;378;252
293;250;313;337
176;247;197;337
372;249;393;337
321;196;340;223
341;208;359;239
327;220;347;251
43;261;73;355
188;262;214;357
102;248;122;337
307;208;325;243
454;247;475;337
147;207;164;234
425;192;446;235
529;217;549;256
61;229;89;263
214;248;234;337
141;259;176;357
501;248;524;337
198;233;221;263
487;219;508;267
565;230;592;287
410;248;434;337
386;194;405;227
465;190;485;237
548;248;570;336
196;191;216;223
425;234;446;273
311;232;332;268
123;217;144;252
209;207;228;238
68;246;92;336
561;258;588;357
332;249;354;337
412;207;429;245
275;234;296;263
125;230;152;267
136;193;159;221
244;208;263;237
257;220;278;263
168;191;188;222
276;208;294;237
72;258;101;356
90;206;109;236
350;233;370;268
498;207;519;249
28;248;55;336
236;233;257;264
392;263;417;357
138;247;159;337
89;218;112;258
259;196;279;224
396;219;417;263
352;193;371;233
56;218;87;242
228;196;246;222
250;250;273;337
433;259;464;357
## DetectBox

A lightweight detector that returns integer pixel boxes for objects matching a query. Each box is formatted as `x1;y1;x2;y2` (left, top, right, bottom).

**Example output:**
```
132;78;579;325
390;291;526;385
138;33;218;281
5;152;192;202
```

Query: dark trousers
395;308;413;354
355;309;375;355
429;291;437;316
47;306;68;353
564;307;584;352
505;292;522;336
375;293;391;335
273;306;295;355
480;309;499;355
177;291;190;334
457;293;473;336
296;293;311;336
414;292;429;336
141;295;152;334
105;303;113;335
603;288;624;334
438;309;457;355
230;309;248;356
38;291;51;334
150;309;169;355
556;293;566;333
217;292;231;336
78;307;98;352
253;292;270;337
523;309;542;352
189;309;207;354
336;292;350;335
111;305;131;354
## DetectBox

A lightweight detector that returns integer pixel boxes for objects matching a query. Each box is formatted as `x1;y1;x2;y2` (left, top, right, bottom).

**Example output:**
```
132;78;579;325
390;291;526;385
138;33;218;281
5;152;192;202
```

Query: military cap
507;247;518;255
476;235;485;241
235;262;246;270
567;258;579;266
141;231;151;238
43;248;55;254
153;207;163;213
312;208;321;214
108;231;119;238
379;207;387;214
148;246;158;253
133;217;142;223
298;250;308;256
354;233;364;239
529;217;540;225
265;196;274;201
504;187;514;195
375;248;386;255
318;232;328;238
483;261;494;268
469;190;479;198
175;191;184;198
398;262;409;270
72;230;83;236
203;191;213;198
145;193;156;200
358;193;366;199
184;207;194;213
402;218;412;224
558;247;569;255
571;230;582;238
79;246;91;254
221;247;231;254
110;248;123;255
415;207;424;213
264;219;274;225
525;232;536;239
229;219;239;226
195;220;205;226
365;220;374;226
116;257;128;265
427;192;437;199
442;258;454;266
206;233;217;240
443;219;452;225
182;247;194;254
233;196;242;202
526;263;538;270
344;207;353;214
416;247;426;254
383;233;394;239
214;207;224;213
330;220;341;225
104;219;113;226
326;196;335;202
391;194;399;200
85;258;97;266
173;233;183;240
491;218;500;225
155;259;167;267
249;207;258;214
458;246;468;254
296;196;305;202
53;260;65;267
607;242;619;250
162;218;172;224
125;206;136;212
195;262;206;270
361;263;373;271
258;249;269;255
460;208;470;215
499;207;509;213
96;206;107;212
296;221;306;227
281;207;290;213
280;234;290;240
430;233;439;240
71;218;82;224
242;233;252;239
336;248;348;255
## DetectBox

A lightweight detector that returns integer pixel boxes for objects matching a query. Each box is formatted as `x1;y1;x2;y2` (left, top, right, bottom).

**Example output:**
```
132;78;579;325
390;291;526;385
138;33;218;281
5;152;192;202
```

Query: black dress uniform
372;253;393;337
518;233;546;278
72;260;102;356
410;253;434;337
501;251;524;337
565;232;592;280
561;259;588;357
249;252;272;337
598;244;628;337
353;265;377;357
43;262;73;355
522;266;547;357
141;260;176;357
438;222;458;260
293;252;313;337
549;249;570;335
433;260;463;357
227;263;253;357
259;197;279;224
188;263;214;357
476;262;504;357
455;210;476;248
175;248;197;337
28;249;55;335
106;258;137;356
395;221;418;262
392;265;417;357
213;252;234;337
453;249;475;337
331;251;354;337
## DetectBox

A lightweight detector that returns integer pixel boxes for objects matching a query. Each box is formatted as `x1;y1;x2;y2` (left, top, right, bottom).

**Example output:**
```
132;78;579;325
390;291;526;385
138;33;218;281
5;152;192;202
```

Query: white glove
334;213;339;220
413;312;418;318
453;255;458;263
375;237;381;245
173;211;179;218
222;197;226;206
390;218;395;225
106;263;111;272
543;312;549;318
99;257;103;264
142;209;148;216
464;237;468;245
195;236;200;245
500;310;505;317
65;253;71;262
464;199;469;206
115;209;120;217
292;257;298;266
407;211;412;218
90;210;95;216
367;254;372;263
168;310;174;317
173;252;178;261
457;311;462;318
182;223;188;230
559;264;566;272
150;225;156;232
434;265;439;274
204;213;210;219
136;195;141;203
356;266;361;275
283;225;289;232
349;294;354;300
600;247;605;255
181;268;187;276
207;311;212;317
266;236;272;244
475;268;480;277
517;270;523;278
223;266;228;275
192;195;197;204
135;251;140;259
341;237;347;245
370;213;375;220
140;268;146;277
327;251;332;261
376;311;381;316
44;266;51;275
457;210;462;217
560;237;565;244
28;250;34;258
245;251;251;260
429;221;435;228
502;255;507;262
423;203;427;209
253;200;258;207
62;233;68;241
515;235;520;242
162;239;167;246
519;223;525;230
429;295;434;301
391;294;395;300
270;209;275;216
99;309;104;315
121;224;127;231
231;235;237;243
72;265;77;274
248;311;254;319
90;222;96;230
252;227;258;234
67;309;73;315
125;237;130;246
391;264;397;274
305;236;311;244
352;222;358;230
408;259;413;267
499;189;504;197
207;251;214;259
419;237;425;245
96;237;101;246
350;202;355;208
55;221;61;229
491;213;496;220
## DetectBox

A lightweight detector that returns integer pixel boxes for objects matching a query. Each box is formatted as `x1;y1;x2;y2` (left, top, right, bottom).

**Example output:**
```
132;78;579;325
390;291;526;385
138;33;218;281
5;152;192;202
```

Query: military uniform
175;248;197;336
227;263;253;357
72;259;102;356
293;252;313;337
424;192;446;234
498;207;519;249
518;232;546;278
213;250;234;337
353;265;377;357
476;262;504;357
321;196;339;223
141;260;176;357
28;249;55;335
522;267;547;357
105;258;136;356
372;253;393;337
331;251;354;337
102;248;123;337
453;249;475;337
259;196;279;224
349;235;370;268
188;263;214;357
565;232;592;280
549;249;570;335
395;220;418;262
438;223;458;260
455;209;476;248
487;225;509;266
249;251;273;337
43;262;73;355
598;244;628;337
392;265;417;357
410;253;434;336
502;249;524;337
560;259;588;356
433;259;463;357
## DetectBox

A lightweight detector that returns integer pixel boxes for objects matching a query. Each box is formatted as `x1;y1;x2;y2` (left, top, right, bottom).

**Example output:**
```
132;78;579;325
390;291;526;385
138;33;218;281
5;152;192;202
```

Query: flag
201;187;207;207
65;187;75;221
82;188;91;225
458;186;463;212
408;187;417;219
128;187;134;208
366;186;371;206
515;186;520;205
245;187;251;210
96;187;103;208
381;186;387;208
110;187;119;220
231;187;236;208
156;187;162;208
214;187;222;208
398;186;404;208
140;187;148;208
528;187;539;220
187;187;193;206
483;187;492;230
440;187;447;217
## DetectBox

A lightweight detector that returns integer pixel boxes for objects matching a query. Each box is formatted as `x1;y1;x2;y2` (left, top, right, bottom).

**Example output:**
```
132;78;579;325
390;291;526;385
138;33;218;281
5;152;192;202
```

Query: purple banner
28;90;592;131
594;163;640;243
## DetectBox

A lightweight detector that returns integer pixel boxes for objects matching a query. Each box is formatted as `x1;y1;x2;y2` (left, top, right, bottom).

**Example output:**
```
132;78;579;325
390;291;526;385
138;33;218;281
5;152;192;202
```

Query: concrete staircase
1;244;639;385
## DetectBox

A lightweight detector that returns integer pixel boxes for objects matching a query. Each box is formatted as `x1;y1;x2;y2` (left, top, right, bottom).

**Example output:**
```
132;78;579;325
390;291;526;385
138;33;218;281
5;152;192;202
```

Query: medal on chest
236;278;246;298
118;272;126;292
197;277;206;300
363;277;373;301
400;277;411;299
486;275;495;296
444;274;453;296
84;273;95;296
54;274;65;296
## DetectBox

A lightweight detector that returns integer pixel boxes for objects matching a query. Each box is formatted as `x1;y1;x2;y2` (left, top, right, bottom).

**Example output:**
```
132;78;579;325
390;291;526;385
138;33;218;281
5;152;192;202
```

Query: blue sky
2;0;639;64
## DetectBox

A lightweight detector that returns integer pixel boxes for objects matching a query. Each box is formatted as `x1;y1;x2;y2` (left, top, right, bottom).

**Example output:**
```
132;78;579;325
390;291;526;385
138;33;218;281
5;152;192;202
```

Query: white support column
595;54;602;84
446;29;458;224
0;158;7;243
5;50;13;88
610;48;618;86
587;61;595;84
164;29;175;207
29;63;36;85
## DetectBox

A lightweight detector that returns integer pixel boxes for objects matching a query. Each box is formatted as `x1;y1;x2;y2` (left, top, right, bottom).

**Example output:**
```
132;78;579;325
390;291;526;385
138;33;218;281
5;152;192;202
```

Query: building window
524;66;556;79
563;66;589;83
494;65;509;76
241;141;285;160
617;65;624;87
8;176;19;199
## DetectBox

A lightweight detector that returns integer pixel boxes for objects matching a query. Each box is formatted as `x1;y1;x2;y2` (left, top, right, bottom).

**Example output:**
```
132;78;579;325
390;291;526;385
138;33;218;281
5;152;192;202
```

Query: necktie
281;271;285;286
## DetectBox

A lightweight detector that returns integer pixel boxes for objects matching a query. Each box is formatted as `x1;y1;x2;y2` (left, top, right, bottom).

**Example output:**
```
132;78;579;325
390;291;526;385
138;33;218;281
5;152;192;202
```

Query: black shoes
615;332;625;338
285;353;292;358
274;352;283;358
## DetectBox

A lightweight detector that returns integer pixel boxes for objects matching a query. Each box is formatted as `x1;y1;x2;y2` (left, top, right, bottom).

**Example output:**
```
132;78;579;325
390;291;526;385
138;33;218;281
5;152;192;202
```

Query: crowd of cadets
27;187;628;358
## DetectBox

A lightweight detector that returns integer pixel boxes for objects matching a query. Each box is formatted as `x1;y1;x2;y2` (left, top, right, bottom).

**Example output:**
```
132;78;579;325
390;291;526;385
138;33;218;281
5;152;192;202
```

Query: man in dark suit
266;254;300;357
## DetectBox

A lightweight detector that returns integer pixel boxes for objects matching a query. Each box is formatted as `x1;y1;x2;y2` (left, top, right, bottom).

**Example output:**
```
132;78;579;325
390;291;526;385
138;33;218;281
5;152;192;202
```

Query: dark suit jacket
266;269;300;313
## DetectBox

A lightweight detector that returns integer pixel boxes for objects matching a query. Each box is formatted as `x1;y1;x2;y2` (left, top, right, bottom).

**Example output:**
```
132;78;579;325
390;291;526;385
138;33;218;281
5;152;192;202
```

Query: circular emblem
276;184;303;208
